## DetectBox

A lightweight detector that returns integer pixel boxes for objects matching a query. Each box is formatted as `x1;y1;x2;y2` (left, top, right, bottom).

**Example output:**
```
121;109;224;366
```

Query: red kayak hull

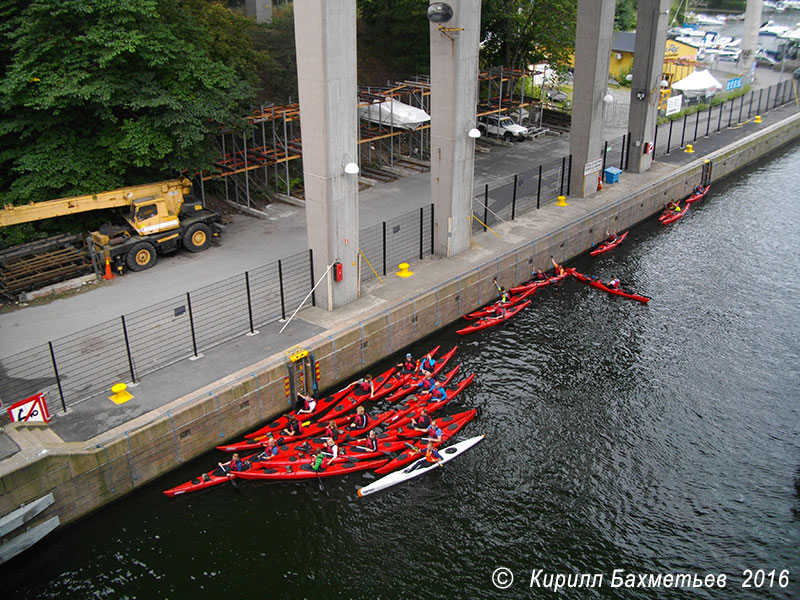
589;230;629;256
463;286;536;320
571;270;650;304
234;457;388;481
659;201;688;225
685;185;710;204
456;300;531;335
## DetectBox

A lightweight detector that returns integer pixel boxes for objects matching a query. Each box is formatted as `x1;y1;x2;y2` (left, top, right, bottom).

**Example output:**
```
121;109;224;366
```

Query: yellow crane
0;178;223;273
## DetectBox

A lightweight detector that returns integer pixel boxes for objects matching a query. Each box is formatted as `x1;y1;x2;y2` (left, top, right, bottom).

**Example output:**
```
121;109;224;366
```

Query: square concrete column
429;0;482;258
294;0;359;310
627;0;670;173
740;0;763;73
569;0;616;197
245;0;272;24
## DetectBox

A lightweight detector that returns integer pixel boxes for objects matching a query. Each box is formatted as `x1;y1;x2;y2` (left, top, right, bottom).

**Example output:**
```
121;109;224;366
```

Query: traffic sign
7;393;51;423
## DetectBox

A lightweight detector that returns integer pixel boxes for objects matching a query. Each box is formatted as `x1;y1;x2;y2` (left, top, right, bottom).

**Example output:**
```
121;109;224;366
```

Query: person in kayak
281;414;303;438
417;352;436;377
258;438;280;460
354;429;379;452
429;381;448;402
321;420;344;444
488;304;508;320
492;278;510;303
410;408;432;433
416;374;436;394
295;392;317;416
551;256;566;276
408;441;444;470
531;268;548;281
607;277;621;289
348;405;370;430
351;374;375;399
397;353;417;375
425;421;444;443
605;229;619;243
219;453;244;476
323;438;339;462
666;200;681;213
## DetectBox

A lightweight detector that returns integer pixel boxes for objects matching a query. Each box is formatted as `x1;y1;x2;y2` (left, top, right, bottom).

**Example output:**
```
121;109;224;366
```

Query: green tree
615;0;637;31
357;0;430;77
0;0;263;205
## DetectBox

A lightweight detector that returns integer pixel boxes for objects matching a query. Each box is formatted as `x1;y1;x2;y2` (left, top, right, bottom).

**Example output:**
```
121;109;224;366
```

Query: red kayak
386;373;475;431
455;300;531;335
385;363;460;403
509;271;568;295
383;347;458;402
571;270;650;304
685;185;710;204
463;286;536;320
234;456;388;481
373;409;478;475
590;231;629;257
659;201;688;225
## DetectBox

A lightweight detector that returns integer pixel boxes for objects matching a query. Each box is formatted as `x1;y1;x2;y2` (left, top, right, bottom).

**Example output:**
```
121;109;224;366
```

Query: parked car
477;115;529;142
755;54;779;68
546;89;568;102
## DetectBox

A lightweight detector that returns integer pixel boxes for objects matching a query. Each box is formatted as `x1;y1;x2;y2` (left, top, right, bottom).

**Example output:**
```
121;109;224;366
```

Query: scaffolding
202;67;542;211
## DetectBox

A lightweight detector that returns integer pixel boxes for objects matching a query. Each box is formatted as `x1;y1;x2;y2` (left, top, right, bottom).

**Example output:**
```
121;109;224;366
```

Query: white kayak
357;434;485;498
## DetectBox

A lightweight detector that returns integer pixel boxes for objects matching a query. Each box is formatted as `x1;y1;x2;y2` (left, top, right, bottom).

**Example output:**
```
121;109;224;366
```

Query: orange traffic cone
102;256;115;280
597;176;603;191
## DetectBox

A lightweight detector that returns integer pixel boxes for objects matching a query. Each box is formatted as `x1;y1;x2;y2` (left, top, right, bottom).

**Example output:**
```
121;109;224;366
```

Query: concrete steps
5;422;65;451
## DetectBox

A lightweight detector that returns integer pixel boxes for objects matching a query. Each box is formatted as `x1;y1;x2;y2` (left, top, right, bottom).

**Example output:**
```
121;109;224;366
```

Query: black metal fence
0;204;437;413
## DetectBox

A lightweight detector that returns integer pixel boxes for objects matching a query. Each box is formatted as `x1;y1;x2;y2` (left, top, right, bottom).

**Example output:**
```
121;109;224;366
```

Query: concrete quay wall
2;111;799;532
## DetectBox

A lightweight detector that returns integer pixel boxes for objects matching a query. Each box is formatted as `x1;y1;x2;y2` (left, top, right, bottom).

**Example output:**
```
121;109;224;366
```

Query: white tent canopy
672;69;723;99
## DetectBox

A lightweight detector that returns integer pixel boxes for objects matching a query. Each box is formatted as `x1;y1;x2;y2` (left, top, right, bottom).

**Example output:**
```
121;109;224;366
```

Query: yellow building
608;32;699;85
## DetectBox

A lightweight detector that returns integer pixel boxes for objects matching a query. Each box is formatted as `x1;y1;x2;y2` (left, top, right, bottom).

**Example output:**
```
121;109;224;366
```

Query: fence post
430;203;434;255
693;109;700;142
620;134;626;169
308;248;316;307
536;164;542;209
601;140;608;173
757;88;763;115
381;221;387;275
278;259;286;320
765;87;770;113
727;97;734;128
121;315;136;383
559;156;566;196
705;102;712;137
652;124;658;159
717;100;723;132
680;113;687;147
748;90;754;120
483;184;488;232
48;341;67;412
511;174;518;220
737;93;744;123
244;271;255;334
625;136;631;169
186;292;200;358
566;155;572;194
418;206;424;260
666;119;673;154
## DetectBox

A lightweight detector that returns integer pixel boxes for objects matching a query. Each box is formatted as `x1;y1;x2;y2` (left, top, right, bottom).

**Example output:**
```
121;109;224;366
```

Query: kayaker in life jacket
410;441;444;468
410;408;432;432
666;201;681;213
416;375;436;393
397;353;417;375
418;353;436;376
258;438;279;460
355;429;379;452
322;438;339;464
607;278;621;289
219;453;244;476
551;256;566;277
295;392;317;416
351;374;375;399
489;304;508;320
605;229;618;243
425;421;443;443
281;414;303;437
348;405;370;430
321;420;343;444
429;381;448;402
532;268;548;281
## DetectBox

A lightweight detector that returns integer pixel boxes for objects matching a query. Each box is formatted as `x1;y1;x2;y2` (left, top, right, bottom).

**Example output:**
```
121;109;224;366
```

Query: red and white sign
7;393;51;423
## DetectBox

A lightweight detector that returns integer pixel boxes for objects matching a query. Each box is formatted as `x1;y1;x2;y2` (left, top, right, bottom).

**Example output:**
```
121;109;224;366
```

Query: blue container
604;167;622;184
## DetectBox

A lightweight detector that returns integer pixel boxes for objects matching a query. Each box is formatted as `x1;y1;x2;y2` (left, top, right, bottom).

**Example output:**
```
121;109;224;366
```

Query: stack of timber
0;234;93;300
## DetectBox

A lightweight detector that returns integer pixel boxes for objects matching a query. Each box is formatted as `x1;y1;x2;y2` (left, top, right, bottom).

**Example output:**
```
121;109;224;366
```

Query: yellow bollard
684;144;694;153
754;115;762;123
109;382;134;405
555;195;568;207
396;263;414;278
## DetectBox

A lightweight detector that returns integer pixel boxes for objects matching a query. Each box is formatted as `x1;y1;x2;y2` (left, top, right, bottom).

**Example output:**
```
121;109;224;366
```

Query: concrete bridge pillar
741;0;763;73
294;0;359;310
429;0;482;258
627;0;670;173
569;0;616;197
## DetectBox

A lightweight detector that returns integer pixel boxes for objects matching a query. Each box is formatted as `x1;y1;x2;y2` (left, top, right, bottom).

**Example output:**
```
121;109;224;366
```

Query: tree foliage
0;0;263;205
615;0;637;31
357;0;430;77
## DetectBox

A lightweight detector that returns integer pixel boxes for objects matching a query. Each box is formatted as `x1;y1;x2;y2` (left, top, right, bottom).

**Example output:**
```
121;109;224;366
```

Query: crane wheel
183;223;211;253
126;241;157;272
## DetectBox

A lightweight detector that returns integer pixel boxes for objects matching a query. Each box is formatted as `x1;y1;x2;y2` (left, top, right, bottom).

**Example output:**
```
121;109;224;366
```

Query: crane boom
0;179;190;227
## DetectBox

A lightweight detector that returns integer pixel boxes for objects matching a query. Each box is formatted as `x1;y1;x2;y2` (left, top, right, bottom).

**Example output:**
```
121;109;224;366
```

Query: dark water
5;143;800;599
